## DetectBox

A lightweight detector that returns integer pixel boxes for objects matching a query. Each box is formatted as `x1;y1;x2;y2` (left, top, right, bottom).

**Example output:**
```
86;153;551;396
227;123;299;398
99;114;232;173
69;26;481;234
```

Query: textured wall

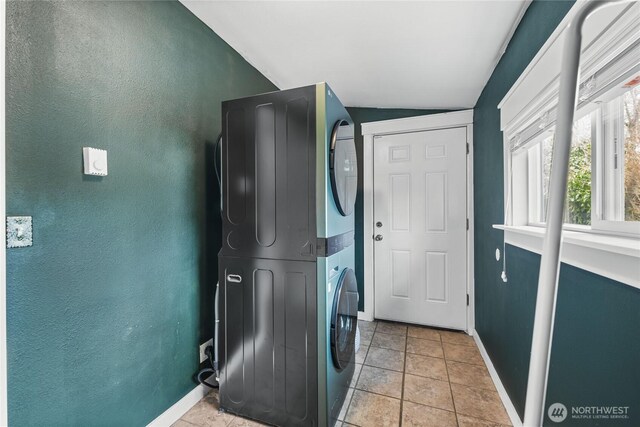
346;107;451;311
473;0;640;424
5;1;276;425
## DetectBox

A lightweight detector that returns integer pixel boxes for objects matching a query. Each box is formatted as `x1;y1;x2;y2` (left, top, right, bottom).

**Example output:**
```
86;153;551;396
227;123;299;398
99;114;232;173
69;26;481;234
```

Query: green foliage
624;88;640;221
566;140;591;225
624;142;640;221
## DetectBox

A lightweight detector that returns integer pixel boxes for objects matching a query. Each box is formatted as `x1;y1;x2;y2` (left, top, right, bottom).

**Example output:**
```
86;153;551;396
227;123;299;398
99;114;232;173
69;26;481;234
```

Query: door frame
360;110;475;334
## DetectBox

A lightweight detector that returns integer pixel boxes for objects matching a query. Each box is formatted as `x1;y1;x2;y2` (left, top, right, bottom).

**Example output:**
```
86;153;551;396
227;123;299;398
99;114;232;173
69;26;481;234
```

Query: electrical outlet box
199;338;213;363
83;147;108;176
7;216;33;248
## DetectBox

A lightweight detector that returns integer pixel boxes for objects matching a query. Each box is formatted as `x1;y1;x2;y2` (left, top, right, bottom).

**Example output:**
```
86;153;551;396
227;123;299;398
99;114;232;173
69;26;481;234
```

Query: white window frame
594;87;640;234
497;0;640;289
522;87;640;235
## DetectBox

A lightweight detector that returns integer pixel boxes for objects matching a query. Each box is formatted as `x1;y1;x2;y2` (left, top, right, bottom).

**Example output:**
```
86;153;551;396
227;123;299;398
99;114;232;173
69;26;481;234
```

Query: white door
373;126;468;330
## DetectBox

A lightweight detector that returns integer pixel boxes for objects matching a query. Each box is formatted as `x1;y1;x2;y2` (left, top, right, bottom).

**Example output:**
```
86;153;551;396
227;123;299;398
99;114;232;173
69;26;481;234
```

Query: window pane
567;115;592;225
542;114;592;225
542;136;553;222
623;87;640;221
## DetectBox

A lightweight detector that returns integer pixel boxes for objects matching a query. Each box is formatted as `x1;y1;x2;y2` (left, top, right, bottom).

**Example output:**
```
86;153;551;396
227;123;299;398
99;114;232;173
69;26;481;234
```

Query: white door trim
1;0;9;422
361;110;475;334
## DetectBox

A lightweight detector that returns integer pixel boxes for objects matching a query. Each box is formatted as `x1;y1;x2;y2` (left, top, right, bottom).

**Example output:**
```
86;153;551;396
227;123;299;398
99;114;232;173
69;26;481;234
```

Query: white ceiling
181;1;529;109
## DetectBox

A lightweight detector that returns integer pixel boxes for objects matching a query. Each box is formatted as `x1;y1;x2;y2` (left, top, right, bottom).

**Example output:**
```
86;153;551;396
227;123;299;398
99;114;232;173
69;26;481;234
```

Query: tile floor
175;320;511;427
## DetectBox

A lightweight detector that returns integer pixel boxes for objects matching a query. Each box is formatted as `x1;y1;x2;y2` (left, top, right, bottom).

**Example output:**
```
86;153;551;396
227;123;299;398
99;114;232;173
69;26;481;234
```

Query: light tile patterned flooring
175;320;511;427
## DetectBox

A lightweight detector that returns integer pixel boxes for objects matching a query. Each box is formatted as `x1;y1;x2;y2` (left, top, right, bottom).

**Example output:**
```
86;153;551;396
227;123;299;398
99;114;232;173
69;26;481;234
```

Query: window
527;113;593;226
522;86;639;234
619;89;639;221
497;1;639;287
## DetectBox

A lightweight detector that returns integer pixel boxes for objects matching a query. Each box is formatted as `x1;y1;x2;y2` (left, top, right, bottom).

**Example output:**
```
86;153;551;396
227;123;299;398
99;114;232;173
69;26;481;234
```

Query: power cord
501;153;512;283
214;134;222;214
195;345;219;389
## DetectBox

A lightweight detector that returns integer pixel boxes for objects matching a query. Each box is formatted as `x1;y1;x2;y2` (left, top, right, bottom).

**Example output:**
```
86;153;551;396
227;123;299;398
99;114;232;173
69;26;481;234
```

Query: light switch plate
83;147;108;176
7;216;33;248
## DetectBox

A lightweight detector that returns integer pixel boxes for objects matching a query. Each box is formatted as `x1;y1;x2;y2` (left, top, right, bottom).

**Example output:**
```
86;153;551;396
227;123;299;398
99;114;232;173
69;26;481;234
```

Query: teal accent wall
473;1;640;425
546;260;640;426
346;107;451;311
5;1;276;425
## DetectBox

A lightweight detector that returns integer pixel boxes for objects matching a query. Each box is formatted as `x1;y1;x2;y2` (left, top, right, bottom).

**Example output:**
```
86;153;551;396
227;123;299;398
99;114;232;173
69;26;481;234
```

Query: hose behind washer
195;282;220;389
195;134;223;389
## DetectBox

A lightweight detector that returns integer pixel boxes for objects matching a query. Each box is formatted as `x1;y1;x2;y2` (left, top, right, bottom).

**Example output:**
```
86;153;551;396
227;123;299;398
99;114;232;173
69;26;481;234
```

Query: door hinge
466;218;469;230
466;143;469;154
467;294;470;306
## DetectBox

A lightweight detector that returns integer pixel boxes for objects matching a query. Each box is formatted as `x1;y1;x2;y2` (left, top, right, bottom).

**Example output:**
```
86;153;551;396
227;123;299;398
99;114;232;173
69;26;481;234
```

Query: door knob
374;235;383;241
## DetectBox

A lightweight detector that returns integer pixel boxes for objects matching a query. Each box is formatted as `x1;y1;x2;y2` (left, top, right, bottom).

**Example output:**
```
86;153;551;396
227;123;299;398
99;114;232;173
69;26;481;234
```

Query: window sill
493;224;640;289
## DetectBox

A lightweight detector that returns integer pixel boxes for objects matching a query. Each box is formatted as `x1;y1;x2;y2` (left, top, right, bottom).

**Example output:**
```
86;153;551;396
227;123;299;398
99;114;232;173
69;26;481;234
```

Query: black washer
330;120;358;216
330;268;358;371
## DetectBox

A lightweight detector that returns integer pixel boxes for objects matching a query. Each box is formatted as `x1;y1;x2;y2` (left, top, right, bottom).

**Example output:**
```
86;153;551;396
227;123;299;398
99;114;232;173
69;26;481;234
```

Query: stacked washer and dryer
218;83;358;427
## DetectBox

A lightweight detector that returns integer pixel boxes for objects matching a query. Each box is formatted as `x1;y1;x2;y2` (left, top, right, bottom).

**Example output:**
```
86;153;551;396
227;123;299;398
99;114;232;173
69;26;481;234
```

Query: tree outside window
623;87;640;221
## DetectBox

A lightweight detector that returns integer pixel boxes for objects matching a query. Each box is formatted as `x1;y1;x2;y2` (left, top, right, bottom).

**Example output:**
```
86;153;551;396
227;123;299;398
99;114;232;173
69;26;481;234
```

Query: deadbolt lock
376;221;383;228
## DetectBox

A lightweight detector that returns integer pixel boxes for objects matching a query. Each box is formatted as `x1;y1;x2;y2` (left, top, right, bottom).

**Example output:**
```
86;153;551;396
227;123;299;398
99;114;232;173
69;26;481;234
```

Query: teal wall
346;107;451;311
546;258;639;426
5;1;277;425
473;1;640;425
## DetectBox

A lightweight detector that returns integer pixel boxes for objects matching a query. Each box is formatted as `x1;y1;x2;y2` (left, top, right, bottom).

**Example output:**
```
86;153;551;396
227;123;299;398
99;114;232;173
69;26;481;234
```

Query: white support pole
523;1;622;426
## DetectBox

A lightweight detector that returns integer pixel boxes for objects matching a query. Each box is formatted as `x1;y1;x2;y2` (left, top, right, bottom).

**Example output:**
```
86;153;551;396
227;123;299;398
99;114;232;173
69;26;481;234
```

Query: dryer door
330;268;358;371
330;120;358;216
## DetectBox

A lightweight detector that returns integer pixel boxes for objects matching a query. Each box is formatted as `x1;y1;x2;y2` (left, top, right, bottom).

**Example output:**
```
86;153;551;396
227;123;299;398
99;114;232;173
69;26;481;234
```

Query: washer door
330;120;358;216
330;268;358;371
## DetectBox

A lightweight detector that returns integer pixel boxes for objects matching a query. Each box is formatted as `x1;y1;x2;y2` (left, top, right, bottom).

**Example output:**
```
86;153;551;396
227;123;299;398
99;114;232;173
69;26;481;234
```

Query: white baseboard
147;378;214;427
357;310;373;322
473;330;523;427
